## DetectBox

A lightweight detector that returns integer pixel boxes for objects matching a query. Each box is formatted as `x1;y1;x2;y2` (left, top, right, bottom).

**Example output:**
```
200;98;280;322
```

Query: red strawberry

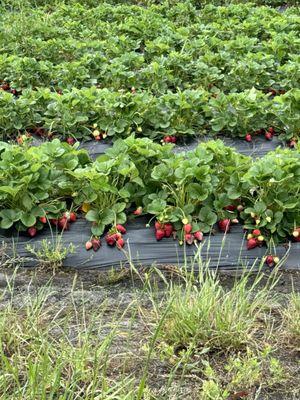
252;229;261;236
155;220;162;230
27;227;37;237
194;231;203;241
224;205;236;211
39;216;47;224
265;255;274;267
1;83;10;91
170;136;177;143
245;133;252;142
247;238;258;250
155;229;165;241
91;237;101;251
185;233;194;245
218;219;231;233
85;241;93;251
116;224;126;234
50;218;58;226
184;224;192;234
69;212;76;222
164;223;173;238
133;206;143;216
105;234;116;246
58;217;69;230
116;237;125;249
66;137;75;145
95;135;102;141
268;127;275;134
265;132;273;141
163;136;173;143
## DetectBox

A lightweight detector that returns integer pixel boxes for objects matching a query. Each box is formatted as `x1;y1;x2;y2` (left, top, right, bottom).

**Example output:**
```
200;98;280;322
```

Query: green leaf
85;210;99;222
187;183;209;201
20;213;36;227
199;206;217;226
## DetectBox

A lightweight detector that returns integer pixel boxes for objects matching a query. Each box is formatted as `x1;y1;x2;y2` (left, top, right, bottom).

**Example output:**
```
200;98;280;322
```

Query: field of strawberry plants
0;0;299;267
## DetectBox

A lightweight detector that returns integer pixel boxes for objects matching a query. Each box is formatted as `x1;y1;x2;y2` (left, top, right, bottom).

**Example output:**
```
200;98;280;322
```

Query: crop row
0;87;299;143
1;51;299;95
0;3;298;89
0;136;299;251
2;0;297;10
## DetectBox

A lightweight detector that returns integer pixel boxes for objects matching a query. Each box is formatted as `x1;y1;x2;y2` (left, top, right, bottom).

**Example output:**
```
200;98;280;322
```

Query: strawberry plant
241;147;300;244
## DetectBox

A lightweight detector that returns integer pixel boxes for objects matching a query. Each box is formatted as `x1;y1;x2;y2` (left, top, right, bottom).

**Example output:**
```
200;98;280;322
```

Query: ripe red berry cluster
245;127;275;143
27;211;77;237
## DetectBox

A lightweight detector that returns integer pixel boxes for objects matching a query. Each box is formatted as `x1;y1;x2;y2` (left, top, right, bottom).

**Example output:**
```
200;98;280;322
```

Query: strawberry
170;136;177;143
224;205;236;211
163;136;173;143
105;234;116;246
268;127;275;134
27;227;37;237
69;212;76;222
252;229;261;236
50;218;58;226
245;133;252;142
116;224;126;234
133;206;143;216
95;135;102;141
155;220;162;230
292;229;299;238
85;241;93;251
116;237;125;249
232;218;239;224
265;132;273;141
289;140;297;148
91;237;101;252
155;229;165;241
58;217;69;230
1;83;10;91
39;216;47;224
194;231;203;241
218;219;231;233
16;136;23;145
184;233;194;245
237;204;244;212
164;223;173;238
66;137;75;145
131;87;136;94
184;223;192;234
247;238;258;250
257;235;264;242
265;255;274;267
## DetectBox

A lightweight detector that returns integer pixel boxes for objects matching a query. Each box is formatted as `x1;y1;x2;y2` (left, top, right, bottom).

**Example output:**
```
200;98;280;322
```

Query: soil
0;266;299;400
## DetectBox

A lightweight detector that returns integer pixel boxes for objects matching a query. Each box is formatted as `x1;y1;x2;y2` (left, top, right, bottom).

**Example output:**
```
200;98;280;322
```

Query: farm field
0;0;300;398
0;0;299;268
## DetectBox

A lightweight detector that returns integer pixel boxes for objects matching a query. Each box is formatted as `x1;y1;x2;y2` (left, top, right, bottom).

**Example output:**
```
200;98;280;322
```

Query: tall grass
154;267;279;353
0;260;298;399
